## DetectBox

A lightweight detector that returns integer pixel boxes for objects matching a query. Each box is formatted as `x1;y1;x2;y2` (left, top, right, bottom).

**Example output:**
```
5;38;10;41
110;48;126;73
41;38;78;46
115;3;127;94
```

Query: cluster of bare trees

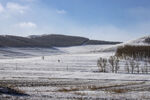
97;56;150;74
97;57;107;72
97;56;120;73
108;56;120;73
116;45;150;59
124;59;150;74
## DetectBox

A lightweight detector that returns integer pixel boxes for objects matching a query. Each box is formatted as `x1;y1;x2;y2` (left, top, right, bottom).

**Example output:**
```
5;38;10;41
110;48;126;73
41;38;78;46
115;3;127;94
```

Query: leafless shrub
97;57;107;72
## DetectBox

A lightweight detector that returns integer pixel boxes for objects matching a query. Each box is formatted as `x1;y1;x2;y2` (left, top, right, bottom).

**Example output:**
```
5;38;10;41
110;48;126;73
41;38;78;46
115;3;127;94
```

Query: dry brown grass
57;87;79;92
88;82;144;91
74;92;87;96
105;88;129;94
57;82;144;93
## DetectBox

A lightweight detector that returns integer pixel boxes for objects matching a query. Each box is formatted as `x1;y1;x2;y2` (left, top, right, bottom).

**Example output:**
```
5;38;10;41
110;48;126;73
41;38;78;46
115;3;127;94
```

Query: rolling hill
0;34;121;48
125;35;150;46
95;35;150;52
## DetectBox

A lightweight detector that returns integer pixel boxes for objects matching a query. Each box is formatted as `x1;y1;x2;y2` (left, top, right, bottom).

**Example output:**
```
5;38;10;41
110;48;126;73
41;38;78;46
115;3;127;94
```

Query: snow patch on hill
97;35;150;52
125;35;150;46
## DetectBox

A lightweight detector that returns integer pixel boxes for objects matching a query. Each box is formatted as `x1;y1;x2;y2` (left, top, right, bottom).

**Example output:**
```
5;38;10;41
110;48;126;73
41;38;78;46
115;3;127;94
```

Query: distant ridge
0;34;121;47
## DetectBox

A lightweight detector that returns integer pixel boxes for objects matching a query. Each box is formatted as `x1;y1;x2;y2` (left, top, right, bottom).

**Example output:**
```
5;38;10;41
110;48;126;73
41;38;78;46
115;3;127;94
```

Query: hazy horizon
0;0;150;41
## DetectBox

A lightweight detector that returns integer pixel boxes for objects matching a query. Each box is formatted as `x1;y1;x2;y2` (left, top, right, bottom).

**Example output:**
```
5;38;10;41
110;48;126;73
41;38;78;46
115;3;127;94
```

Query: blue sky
0;0;150;41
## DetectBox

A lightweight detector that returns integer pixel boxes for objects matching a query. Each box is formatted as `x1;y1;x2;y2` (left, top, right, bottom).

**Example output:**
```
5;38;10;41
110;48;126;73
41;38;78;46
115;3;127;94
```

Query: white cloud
6;2;28;14
0;3;4;13
17;22;37;28
56;9;67;14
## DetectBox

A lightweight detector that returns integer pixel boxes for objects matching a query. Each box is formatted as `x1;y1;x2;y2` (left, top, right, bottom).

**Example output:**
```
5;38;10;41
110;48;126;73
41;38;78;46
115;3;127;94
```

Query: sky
0;0;150;41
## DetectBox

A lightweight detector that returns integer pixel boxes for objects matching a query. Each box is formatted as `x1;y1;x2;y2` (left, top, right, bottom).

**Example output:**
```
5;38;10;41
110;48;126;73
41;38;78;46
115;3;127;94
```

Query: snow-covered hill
97;35;150;52
0;34;121;48
0;45;113;59
1;35;148;58
125;35;150;46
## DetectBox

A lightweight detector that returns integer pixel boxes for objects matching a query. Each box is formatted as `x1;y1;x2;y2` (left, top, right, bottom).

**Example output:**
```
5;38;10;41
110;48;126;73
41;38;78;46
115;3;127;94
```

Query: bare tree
108;56;120;73
136;61;140;74
144;61;148;74
97;57;107;72
114;57;120;73
141;66;145;74
108;56;115;73
125;61;130;73
129;60;135;74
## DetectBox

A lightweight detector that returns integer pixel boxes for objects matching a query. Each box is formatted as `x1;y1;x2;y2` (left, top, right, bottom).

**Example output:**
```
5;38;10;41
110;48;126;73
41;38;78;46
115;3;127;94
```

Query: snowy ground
0;45;150;100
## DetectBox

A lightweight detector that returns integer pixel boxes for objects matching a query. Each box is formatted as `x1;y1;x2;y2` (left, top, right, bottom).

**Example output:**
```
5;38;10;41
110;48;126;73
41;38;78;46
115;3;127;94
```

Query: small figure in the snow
42;56;45;60
58;59;60;62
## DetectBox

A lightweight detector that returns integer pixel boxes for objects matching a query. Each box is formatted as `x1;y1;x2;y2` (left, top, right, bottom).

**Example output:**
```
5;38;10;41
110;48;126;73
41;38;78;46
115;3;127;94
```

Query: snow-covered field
0;45;150;100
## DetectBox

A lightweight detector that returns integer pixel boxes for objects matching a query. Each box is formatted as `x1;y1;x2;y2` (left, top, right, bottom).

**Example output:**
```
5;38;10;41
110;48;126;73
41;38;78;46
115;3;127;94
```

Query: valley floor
0;45;149;100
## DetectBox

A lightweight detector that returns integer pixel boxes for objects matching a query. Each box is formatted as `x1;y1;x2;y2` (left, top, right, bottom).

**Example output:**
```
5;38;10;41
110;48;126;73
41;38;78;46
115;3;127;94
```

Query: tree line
97;56;150;74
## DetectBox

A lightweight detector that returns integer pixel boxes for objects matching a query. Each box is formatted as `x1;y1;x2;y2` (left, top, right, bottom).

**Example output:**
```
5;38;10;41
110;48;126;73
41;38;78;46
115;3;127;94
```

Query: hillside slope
125;35;150;46
30;34;89;47
0;35;51;47
0;34;121;47
96;35;150;52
